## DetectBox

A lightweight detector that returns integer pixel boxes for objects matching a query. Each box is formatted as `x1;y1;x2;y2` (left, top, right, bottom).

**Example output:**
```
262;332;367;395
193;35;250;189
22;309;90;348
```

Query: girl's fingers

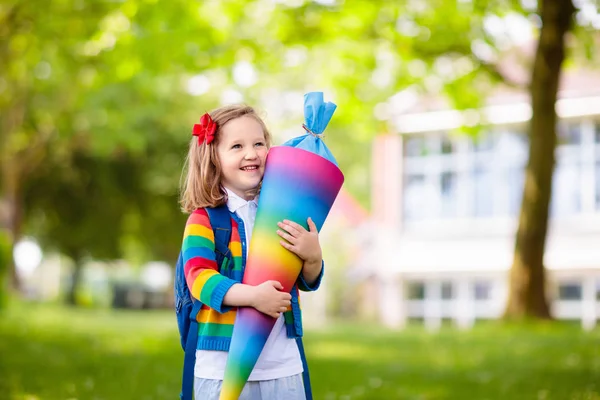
278;220;303;236
280;240;294;251
307;217;318;232
277;230;296;244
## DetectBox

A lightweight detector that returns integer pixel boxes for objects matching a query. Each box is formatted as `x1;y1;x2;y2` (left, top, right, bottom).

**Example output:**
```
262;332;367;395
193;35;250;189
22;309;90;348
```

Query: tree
504;0;576;319
23;153;139;304
231;0;517;204
0;1;117;292
3;0;597;315
252;0;597;320
0;0;233;297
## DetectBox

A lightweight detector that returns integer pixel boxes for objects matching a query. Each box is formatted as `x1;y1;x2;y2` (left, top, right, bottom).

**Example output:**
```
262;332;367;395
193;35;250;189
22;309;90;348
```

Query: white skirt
194;374;306;400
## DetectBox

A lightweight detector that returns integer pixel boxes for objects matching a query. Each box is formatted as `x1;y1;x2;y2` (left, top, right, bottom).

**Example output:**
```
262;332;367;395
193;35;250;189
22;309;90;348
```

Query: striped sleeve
182;208;237;313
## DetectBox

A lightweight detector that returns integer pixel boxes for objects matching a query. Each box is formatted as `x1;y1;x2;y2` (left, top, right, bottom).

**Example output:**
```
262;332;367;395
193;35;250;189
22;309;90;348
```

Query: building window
407;282;425;300
473;163;494;217
441;282;453;300
441;137;453;154
507;167;525;217
474;281;492;300
558;121;581;145
473;132;496;152
596;162;600;210
552;162;581;217
496;130;528;156
558;283;582;300
404;174;438;221
404;136;428;157
595;121;600;143
402;128;534;222
440;172;458;218
496;130;528;218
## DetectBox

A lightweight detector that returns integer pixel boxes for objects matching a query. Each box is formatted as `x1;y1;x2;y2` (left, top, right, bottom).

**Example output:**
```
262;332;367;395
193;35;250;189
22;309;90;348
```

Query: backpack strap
180;205;232;400
296;337;313;400
206;205;232;265
181;300;202;400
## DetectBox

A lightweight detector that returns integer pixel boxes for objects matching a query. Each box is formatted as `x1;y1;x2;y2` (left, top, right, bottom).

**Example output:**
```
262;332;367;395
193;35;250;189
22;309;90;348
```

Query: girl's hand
277;217;322;264
250;280;292;318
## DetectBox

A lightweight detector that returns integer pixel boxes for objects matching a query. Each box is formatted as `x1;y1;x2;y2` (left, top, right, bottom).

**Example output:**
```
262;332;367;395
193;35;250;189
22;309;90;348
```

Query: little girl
180;104;324;400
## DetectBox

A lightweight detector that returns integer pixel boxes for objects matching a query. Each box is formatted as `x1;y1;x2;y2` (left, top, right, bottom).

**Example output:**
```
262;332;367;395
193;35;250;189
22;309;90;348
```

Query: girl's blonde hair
179;104;272;213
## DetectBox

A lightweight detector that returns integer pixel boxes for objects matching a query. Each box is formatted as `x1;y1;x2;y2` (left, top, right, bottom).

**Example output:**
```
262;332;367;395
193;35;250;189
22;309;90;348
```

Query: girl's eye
231;144;242;149
255;142;265;147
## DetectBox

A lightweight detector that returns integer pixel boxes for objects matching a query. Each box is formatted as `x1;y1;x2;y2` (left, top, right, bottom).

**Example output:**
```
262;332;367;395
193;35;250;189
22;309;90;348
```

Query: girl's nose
244;148;258;160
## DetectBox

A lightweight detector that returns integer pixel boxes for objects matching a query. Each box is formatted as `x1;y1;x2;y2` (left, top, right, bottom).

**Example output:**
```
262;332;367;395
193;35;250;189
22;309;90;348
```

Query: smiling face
216;115;268;200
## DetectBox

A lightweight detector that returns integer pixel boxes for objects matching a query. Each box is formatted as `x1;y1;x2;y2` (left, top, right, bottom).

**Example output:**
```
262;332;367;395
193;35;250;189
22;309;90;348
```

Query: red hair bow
192;113;216;145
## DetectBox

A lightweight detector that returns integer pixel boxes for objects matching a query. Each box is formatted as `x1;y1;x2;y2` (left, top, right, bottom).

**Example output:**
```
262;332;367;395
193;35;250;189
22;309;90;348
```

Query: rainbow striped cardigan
182;208;324;351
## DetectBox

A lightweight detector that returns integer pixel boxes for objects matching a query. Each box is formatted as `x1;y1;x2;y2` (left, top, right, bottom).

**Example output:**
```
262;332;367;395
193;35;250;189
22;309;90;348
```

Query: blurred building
300;188;371;326
369;68;600;330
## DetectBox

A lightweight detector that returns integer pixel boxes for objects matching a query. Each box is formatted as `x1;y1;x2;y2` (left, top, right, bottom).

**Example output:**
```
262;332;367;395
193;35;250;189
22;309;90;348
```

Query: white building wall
371;96;600;330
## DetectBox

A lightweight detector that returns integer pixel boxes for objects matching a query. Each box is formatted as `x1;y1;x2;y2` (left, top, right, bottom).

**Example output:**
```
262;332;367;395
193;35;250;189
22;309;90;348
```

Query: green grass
0;302;599;400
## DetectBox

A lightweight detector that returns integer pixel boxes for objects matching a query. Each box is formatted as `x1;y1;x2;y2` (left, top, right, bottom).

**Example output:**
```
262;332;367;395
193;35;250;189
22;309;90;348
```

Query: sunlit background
1;0;599;399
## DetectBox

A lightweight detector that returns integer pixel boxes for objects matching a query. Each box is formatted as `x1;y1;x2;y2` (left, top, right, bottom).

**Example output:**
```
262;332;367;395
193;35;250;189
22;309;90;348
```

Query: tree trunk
0;229;10;309
7;199;22;292
0;167;23;293
66;253;84;306
504;0;575;319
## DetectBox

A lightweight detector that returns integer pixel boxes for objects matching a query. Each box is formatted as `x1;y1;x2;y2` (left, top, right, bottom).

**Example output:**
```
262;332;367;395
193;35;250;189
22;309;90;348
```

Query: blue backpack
174;205;313;400
174;205;232;400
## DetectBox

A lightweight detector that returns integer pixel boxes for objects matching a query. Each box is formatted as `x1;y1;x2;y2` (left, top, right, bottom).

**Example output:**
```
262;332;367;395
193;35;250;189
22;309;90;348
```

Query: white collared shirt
194;187;302;381
223;188;258;257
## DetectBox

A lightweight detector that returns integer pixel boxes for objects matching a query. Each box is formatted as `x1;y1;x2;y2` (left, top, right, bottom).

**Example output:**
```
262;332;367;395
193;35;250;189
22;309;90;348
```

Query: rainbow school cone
219;92;344;400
